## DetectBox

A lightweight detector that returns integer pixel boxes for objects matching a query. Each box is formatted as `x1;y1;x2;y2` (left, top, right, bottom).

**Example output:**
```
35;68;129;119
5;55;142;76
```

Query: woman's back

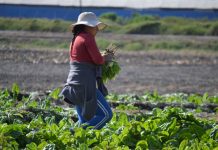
70;32;104;65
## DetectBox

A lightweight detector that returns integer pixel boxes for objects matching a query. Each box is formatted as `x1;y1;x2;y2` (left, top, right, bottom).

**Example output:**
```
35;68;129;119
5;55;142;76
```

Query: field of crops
0;16;218;148
0;84;217;149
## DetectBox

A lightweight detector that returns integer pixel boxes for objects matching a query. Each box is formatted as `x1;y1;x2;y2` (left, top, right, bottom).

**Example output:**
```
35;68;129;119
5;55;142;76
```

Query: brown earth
0;31;218;96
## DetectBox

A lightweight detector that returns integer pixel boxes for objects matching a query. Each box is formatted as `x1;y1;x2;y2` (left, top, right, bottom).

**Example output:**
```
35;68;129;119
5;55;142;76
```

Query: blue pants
76;89;113;129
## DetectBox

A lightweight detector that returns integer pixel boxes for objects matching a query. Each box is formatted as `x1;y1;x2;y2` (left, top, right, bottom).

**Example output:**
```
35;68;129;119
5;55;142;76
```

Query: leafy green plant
102;44;121;82
102;61;121;82
0;86;217;149
107;92;218;105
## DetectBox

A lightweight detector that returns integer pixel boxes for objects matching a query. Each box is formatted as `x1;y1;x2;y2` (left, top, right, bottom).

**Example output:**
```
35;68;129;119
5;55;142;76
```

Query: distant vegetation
1;14;218;51
1;34;218;52
0;17;70;32
101;13;218;36
96;38;218;52
0;13;218;35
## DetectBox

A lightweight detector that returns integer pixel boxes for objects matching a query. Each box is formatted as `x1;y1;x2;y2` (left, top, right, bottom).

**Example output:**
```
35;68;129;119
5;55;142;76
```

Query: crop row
0;85;217;149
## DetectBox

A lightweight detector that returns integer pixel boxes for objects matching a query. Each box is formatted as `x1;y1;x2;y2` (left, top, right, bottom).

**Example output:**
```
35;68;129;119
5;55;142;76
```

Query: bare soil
0;31;218;96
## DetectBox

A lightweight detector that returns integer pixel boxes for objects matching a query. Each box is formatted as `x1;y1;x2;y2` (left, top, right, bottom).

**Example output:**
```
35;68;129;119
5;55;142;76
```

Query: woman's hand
101;43;118;62
103;53;114;62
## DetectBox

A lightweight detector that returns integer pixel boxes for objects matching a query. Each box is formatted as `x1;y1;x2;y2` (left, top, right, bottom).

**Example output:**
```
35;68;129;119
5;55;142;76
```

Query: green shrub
50;20;63;32
28;20;41;31
0;18;10;30
128;14;158;24
208;22;218;35
124;42;144;51
181;25;207;35
152;41;184;50
100;13;118;22
100;12;125;25
162;17;191;26
122;21;161;34
0;17;71;32
149;40;218;51
160;17;213;35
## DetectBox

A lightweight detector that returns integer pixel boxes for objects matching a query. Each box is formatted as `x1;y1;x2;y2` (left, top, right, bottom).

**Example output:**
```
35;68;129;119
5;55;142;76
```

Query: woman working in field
60;12;113;131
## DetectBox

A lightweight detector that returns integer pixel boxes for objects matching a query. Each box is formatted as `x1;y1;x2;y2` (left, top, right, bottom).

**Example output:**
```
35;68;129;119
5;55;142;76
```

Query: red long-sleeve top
70;32;105;65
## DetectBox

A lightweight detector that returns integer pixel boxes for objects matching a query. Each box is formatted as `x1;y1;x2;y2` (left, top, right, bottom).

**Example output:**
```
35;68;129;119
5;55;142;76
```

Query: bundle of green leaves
102;61;121;82
101;44;121;82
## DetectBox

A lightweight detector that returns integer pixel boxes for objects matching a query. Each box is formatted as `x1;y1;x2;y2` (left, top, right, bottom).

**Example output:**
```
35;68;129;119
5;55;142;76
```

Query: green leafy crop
0;86;217;149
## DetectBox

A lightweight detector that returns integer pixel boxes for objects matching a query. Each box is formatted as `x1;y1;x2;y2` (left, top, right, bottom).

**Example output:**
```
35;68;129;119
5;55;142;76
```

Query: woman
60;12;113;130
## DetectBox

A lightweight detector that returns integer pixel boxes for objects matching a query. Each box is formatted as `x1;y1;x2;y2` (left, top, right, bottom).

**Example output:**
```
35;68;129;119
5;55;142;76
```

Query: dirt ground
0;31;218;96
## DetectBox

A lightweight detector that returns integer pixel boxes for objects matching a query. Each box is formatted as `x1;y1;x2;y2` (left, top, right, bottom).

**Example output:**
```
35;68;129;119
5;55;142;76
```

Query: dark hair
72;25;85;42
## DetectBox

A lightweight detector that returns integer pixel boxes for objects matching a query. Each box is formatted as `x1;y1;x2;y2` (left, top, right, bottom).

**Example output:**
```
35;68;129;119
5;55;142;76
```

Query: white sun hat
71;12;107;32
